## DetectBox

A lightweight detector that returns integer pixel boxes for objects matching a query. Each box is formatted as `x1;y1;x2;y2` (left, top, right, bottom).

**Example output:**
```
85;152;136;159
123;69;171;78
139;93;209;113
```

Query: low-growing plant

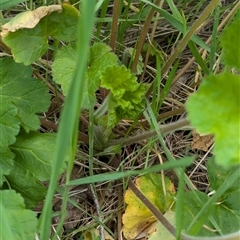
0;0;239;239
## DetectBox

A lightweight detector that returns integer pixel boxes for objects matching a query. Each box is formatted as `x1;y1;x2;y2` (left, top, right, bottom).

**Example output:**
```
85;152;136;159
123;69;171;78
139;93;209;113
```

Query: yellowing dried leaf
1;5;62;37
133;220;159;239
122;173;176;240
191;130;214;151
123;215;157;239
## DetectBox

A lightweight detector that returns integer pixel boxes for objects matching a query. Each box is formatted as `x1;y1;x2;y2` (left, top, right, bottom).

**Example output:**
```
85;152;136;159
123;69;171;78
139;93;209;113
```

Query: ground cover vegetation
0;0;239;239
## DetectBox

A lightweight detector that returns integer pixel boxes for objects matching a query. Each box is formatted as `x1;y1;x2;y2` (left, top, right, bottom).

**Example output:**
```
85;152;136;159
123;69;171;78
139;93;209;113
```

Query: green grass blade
188;40;210;74
158;60;179;109
67;157;193;186
165;0;183;21
175;167;185;239
210;4;220;71
151;55;162;114
38;1;96;239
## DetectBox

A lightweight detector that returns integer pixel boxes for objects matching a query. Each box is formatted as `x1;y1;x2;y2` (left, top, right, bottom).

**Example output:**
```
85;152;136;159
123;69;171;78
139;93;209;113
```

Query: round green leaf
186;72;240;166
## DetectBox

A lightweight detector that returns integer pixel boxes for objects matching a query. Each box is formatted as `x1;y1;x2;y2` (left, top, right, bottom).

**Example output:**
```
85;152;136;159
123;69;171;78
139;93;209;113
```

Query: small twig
140;106;186;127
89;184;105;240
107;118;192;147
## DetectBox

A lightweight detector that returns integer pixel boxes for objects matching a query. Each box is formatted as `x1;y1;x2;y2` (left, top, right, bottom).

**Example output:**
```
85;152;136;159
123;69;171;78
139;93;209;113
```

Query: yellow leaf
1;5;62;37
122;173;176;239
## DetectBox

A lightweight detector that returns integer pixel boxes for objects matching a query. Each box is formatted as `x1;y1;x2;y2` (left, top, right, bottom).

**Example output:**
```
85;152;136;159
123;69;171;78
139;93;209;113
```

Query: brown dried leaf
1;5;62;37
191;130;214;151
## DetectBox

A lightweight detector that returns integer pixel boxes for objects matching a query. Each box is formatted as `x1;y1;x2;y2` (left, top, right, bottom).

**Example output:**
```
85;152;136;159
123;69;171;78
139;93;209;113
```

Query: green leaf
52;43;78;96
0;0;28;11
52;42;119;108
0;57;50;131
182;159;240;237
0;102;19;147
221;18;240;69
87;42;119;104
2;4;79;65
0;77;20;175
182;190;216;237
11;132;66;181
3;161;47;208
207;158;240;215
101;65;138;97
100;65;149;128
0;57;50;186
186;72;240;166
0;190;38;240
6;131;67;207
0;146;15;187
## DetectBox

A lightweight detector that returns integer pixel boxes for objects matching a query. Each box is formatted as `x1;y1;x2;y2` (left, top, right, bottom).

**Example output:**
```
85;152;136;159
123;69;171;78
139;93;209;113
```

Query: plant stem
94;94;110;119
107;118;192;147
109;0;121;51
131;0;162;74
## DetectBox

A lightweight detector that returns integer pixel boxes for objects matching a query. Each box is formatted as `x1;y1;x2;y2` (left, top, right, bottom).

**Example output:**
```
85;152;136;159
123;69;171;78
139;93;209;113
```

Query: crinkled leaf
6;131;67;207
52;42;119;108
122;173;175;239
101;65;138;98
0;57;50;131
186;72;240;166
0;190;38;240
2;4;79;65
101;65;148;128
86;42;119;105
221;18;240;69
